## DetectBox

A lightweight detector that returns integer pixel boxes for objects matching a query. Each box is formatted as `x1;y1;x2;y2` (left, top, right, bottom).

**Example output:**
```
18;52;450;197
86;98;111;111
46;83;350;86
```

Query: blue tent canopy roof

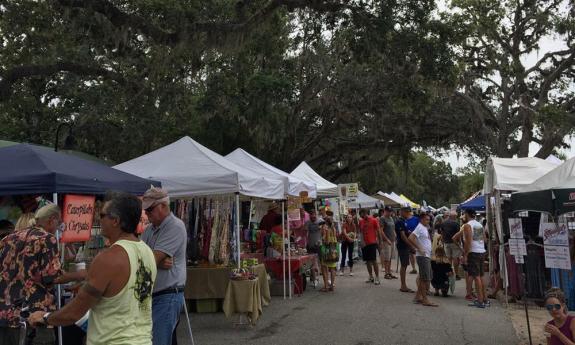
458;195;486;211
0;144;159;196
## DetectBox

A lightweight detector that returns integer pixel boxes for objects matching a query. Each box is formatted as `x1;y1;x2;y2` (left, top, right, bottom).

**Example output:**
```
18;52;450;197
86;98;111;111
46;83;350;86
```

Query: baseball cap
142;187;170;210
384;206;393;211
400;206;411;212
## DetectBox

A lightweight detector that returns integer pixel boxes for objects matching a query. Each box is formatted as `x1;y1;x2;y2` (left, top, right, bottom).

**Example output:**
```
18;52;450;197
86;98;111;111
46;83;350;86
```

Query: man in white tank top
461;209;487;308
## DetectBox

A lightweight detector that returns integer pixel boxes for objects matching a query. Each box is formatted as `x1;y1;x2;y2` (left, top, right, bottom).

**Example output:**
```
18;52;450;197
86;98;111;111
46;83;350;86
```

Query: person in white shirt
408;214;438;307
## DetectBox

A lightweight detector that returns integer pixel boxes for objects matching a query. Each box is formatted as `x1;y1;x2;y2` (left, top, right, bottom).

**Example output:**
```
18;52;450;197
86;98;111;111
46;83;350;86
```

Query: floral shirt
0;226;62;327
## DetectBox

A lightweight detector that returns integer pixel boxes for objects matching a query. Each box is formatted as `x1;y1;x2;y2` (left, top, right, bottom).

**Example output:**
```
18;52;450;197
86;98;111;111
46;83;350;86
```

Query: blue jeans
152;291;185;345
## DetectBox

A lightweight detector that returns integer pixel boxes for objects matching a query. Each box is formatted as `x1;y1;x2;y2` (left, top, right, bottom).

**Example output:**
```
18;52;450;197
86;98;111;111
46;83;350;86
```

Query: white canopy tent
389;192;410;207
225;148;317;198
483;157;559;194
348;191;383;209
482;156;560;305
290;161;338;197
516;156;575;193
373;191;405;207
114;136;285;199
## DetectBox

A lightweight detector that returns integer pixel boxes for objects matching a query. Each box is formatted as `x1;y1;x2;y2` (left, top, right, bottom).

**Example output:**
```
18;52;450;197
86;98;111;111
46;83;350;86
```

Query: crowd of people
280;204;492;310
0;187;187;345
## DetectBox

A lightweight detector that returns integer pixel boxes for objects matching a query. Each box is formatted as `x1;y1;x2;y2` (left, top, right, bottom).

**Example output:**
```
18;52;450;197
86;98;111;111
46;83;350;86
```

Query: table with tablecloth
223;279;262;325
263;255;316;294
184;264;271;306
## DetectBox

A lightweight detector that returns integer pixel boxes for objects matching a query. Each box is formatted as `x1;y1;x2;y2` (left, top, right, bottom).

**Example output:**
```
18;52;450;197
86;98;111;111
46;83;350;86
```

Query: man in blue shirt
396;207;418;292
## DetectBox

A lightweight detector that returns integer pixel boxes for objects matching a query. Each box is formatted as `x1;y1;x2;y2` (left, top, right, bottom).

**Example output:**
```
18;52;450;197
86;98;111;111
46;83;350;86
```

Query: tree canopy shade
0;144;159;196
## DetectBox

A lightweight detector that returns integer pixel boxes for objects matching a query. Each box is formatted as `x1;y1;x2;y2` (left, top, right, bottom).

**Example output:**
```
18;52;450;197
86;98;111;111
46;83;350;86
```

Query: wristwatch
42;312;51;325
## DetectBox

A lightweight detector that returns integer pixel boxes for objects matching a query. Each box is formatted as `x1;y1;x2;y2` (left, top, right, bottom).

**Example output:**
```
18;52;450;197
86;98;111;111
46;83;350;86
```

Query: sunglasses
145;203;160;213
546;304;562;311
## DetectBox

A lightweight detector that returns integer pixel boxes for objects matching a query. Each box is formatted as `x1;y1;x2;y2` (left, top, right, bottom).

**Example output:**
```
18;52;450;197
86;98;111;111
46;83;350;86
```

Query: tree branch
0;62;125;101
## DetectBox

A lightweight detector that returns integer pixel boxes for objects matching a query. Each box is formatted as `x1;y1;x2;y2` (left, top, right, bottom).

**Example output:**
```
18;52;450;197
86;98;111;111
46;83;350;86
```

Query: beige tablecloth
223;279;262;324
185;264;271;306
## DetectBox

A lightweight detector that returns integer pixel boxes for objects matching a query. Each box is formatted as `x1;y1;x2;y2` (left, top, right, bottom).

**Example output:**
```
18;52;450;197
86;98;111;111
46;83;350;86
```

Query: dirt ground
507;302;549;345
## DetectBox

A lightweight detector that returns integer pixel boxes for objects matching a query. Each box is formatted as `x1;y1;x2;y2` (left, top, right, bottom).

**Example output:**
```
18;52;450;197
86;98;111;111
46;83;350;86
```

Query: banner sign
544;245;572;270
338;183;359;199
542;222;569;246
508;218;523;239
61;194;95;243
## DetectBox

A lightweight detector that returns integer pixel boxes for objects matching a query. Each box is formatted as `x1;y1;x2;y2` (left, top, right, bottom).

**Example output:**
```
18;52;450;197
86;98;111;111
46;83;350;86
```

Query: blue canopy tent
458;194;486;211
0;144;159;196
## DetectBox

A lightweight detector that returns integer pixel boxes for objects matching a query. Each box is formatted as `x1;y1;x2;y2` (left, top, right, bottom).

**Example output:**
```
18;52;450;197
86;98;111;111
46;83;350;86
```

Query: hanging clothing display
174;197;239;266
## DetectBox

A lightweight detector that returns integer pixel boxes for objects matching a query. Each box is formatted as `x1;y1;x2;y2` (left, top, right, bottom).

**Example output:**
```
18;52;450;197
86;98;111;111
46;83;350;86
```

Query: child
431;246;453;297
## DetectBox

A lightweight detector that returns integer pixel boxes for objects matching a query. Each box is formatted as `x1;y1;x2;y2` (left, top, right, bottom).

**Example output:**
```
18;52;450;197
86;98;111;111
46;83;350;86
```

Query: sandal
329;286;334;291
422;302;439;307
320;288;329;292
400;288;415;293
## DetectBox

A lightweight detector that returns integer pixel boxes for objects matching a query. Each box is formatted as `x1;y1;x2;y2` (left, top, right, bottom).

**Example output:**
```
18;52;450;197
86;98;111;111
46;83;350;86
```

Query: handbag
322;242;340;263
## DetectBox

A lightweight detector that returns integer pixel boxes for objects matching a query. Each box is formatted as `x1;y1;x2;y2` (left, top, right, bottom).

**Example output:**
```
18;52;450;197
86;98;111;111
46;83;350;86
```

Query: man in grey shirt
304;210;321;287
141;187;187;345
379;206;397;279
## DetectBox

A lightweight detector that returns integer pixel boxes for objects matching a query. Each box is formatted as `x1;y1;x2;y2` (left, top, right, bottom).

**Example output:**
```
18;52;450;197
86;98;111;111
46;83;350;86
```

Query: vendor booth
226;148;319;299
0;144;159;344
511;156;575;308
114;137;286;321
349;191;383;209
291;161;338;197
483;157;559;301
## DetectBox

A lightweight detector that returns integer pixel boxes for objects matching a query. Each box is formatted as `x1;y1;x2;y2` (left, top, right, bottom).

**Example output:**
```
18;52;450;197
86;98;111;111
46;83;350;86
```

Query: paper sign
508;218;523;239
61;195;95;243
287;197;301;221
509;238;527;257
542;222;569;246
514;255;524;264
338;183;359;198
544;245;572;270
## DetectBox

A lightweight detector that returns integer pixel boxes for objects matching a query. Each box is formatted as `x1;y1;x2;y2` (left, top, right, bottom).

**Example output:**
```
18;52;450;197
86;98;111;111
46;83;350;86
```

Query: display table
223;279;262;325
185;264;270;306
264;255;315;295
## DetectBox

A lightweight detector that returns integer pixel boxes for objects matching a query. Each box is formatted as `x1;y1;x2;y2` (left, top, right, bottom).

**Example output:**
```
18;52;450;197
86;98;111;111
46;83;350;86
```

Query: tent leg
282;201;286;300
288;214;292;299
53;193;63;345
236;194;241;269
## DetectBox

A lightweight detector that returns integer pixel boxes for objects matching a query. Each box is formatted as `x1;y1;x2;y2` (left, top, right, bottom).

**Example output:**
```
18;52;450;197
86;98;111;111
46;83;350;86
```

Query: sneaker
484;300;491;307
468;300;485;308
338;271;344;276
465;294;475;301
366;277;374;283
349;272;354;276
374;279;381;285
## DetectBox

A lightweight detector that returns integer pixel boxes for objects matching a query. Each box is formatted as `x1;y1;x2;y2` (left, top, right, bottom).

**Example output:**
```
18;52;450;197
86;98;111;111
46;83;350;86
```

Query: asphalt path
177;260;518;345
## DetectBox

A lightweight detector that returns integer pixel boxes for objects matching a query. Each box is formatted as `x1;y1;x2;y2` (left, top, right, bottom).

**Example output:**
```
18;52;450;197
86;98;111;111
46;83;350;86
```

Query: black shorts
362;243;378;262
467;252;484;277
398;249;410;267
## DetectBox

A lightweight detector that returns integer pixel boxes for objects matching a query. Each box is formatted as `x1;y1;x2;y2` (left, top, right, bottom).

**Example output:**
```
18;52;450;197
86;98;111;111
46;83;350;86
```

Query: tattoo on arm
82;282;104;300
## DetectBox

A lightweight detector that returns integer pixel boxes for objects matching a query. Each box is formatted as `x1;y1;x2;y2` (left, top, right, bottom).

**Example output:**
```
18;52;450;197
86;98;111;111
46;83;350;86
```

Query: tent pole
288;211;292;299
236;193;240;269
53;193;63;345
282;201;286;300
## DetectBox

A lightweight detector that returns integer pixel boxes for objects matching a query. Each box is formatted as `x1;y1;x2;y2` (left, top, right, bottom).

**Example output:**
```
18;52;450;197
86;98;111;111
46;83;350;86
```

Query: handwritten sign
61;195;95;243
338;183;359;199
544;245;572;270
508;218;523;239
542;222;569;246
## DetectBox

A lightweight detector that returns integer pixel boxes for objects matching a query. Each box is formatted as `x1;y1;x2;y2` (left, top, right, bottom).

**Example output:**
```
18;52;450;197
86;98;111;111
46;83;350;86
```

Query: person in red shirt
359;209;382;285
259;203;279;233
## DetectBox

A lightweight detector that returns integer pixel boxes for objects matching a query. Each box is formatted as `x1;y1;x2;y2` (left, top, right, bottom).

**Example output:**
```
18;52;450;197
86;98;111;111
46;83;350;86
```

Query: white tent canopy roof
389;192;410;206
290;161;338;197
517;156;575;193
349;191;383;209
225;148;317;198
114;136;285;199
374;191;405;207
483;157;559;193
